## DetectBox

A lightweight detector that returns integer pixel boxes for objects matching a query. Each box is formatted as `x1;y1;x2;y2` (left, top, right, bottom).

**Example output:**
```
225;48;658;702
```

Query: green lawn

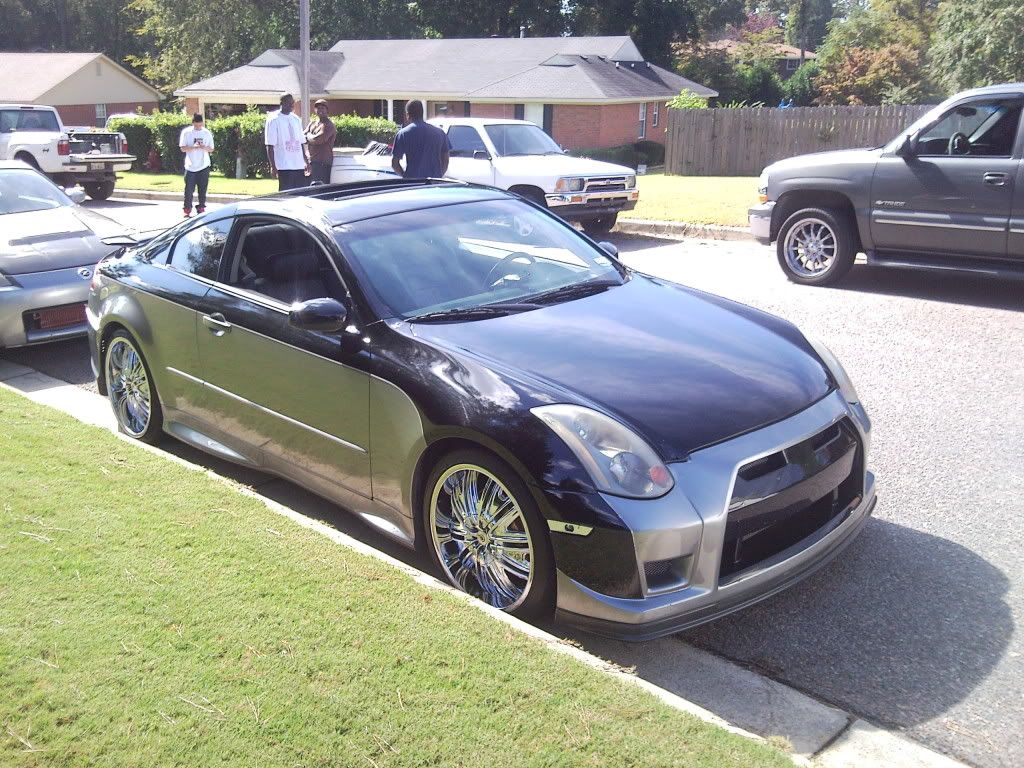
119;170;275;197
627;174;758;227
0;388;789;768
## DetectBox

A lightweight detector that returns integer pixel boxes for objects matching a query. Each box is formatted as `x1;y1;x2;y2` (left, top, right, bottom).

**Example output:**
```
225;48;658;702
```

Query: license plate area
26;302;87;331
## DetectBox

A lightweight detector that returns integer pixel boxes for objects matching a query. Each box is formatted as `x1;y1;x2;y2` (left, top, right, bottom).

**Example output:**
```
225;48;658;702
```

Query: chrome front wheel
429;463;537;612
783;217;837;277
105;332;161;442
776;207;857;286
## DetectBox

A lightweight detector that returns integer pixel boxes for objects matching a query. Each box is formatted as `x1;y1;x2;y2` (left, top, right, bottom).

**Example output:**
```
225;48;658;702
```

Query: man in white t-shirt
179;113;214;217
265;93;310;191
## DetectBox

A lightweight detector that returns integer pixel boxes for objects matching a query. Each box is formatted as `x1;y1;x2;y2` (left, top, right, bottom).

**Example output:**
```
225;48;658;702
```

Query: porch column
387;99;394;122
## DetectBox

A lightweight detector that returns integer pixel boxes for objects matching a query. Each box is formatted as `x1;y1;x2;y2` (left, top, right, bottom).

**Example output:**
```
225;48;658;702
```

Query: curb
617;217;754;241
0;358;970;768
110;188;754;243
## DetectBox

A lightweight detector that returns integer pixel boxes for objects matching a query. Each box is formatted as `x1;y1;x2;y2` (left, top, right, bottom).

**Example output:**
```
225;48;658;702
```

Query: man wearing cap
178;112;214;217
305;99;337;185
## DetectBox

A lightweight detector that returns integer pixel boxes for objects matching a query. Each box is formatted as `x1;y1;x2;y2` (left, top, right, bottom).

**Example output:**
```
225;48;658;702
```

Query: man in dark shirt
391;100;450;178
305;99;337;184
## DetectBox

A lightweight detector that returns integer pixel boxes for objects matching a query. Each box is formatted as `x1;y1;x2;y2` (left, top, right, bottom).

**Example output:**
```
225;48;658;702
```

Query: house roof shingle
176;36;716;102
0;52;107;101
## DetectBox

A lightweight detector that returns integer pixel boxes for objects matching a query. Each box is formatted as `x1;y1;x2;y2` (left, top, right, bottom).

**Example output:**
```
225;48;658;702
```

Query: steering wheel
948;132;970;156
485;252;537;288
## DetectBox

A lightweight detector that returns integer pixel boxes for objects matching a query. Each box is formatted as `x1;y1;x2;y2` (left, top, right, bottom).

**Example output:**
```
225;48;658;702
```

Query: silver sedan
0;161;128;348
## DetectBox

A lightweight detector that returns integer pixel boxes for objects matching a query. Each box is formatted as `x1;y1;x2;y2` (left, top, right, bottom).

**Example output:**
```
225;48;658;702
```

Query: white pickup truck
0;104;134;200
343;118;639;235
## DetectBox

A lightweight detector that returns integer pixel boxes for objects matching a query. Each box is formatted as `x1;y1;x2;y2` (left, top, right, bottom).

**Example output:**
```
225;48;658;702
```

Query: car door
195;216;372;499
444;124;496;185
871;94;1023;259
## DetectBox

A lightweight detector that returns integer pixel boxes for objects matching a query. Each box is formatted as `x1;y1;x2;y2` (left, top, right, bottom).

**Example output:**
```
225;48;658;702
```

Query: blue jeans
184;167;209;211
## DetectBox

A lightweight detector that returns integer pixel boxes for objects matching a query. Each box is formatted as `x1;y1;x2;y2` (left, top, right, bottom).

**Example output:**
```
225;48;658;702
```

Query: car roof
946;83;1024;100
0;104;55;110
217;178;513;228
0;159;39;170
430;117;534;127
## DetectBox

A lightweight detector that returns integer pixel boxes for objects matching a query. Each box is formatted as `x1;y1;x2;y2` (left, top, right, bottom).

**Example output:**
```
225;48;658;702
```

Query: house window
514;104;525;121
652;102;660;129
786;58;800;72
95;103;107;127
638;103;647;139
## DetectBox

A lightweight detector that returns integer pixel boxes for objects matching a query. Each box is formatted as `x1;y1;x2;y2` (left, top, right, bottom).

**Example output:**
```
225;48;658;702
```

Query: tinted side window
918;99;1022;157
168;220;232;280
448;126;487;157
0;109;60;132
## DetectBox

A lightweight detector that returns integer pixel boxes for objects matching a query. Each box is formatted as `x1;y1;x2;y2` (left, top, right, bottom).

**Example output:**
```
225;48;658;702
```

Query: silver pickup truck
0;104;135;200
749;83;1024;285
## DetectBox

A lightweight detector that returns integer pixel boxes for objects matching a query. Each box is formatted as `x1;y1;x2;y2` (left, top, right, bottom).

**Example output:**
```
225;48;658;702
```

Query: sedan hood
492;153;634;178
0;205;125;275
409;276;832;461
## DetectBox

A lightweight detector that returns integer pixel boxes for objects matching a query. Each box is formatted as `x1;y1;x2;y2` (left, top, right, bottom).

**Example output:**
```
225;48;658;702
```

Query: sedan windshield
335;198;625;320
484;124;564;157
0;169;71;215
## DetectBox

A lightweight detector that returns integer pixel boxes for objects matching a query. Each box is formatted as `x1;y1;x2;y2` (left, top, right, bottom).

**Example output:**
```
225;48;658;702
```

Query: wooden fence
664;104;933;176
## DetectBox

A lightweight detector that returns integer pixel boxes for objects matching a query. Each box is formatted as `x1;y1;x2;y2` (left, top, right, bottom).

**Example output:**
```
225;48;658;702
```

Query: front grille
719;419;863;582
584;176;627;193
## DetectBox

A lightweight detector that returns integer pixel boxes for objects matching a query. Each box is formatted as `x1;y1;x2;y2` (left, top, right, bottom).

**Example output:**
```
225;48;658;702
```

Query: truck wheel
776;207;856;286
84;181;116;201
582;214;617;235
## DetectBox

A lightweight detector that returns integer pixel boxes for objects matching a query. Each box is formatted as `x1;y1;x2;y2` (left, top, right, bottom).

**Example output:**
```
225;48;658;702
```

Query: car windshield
335;198;625;320
0;169;71;215
484;124;563;157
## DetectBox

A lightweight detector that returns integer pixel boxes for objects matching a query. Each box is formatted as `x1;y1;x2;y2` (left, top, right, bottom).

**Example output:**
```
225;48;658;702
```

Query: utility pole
299;0;311;119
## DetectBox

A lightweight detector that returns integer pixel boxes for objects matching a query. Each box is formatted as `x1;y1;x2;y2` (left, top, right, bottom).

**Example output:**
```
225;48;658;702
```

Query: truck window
0;109;60;133
917;99;1022;157
448;126;488;157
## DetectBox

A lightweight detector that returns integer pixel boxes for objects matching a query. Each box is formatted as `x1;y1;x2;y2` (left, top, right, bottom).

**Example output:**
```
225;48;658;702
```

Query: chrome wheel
783;217;837;277
106;337;152;438
429;464;535;610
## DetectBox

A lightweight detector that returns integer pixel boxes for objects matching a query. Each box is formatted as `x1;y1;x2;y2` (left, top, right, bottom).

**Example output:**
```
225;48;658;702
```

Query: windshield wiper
407;302;540;323
523;279;620;305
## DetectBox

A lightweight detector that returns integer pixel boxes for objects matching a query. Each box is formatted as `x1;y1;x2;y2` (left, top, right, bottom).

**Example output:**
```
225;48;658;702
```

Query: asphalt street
5;198;1023;767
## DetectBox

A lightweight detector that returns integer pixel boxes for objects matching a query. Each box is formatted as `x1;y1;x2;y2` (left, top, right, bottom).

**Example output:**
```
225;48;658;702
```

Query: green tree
412;0;564;37
930;0;1024;92
784;0;833;55
781;60;820;105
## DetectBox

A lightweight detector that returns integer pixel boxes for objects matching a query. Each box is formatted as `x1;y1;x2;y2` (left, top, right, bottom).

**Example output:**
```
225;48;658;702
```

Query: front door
444;124;496;185
195;217;372;498
871;94;1023;259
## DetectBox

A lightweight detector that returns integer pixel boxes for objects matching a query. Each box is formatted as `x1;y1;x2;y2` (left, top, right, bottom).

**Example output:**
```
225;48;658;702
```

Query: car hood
0;205;125;275
765;147;884;178
408;275;832;461
492;153;634;178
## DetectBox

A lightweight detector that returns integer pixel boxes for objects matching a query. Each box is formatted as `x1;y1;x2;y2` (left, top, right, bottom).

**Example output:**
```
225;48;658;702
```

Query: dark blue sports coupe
88;178;875;639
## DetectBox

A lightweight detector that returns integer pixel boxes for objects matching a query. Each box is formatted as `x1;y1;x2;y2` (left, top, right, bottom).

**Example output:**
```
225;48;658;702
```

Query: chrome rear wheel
429;463;536;611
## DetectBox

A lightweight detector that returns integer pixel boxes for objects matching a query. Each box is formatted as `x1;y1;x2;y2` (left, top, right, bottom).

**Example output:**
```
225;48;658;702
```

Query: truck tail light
58;138;70;156
121;137;129;154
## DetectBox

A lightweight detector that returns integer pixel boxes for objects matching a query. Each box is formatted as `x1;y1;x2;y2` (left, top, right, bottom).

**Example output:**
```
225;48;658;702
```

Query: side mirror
67;187;87;204
598;241;619;258
289;297;348;333
472;150;492;161
896;133;917;158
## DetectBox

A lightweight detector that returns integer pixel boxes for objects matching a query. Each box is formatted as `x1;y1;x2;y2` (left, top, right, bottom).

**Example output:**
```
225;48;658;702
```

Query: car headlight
554;177;585;193
803;333;860;404
532;404;674;499
625;175;636;189
757;168;770;202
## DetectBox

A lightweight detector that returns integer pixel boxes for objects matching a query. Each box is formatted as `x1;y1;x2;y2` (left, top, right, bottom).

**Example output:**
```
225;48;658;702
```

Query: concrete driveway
4;198;1022;767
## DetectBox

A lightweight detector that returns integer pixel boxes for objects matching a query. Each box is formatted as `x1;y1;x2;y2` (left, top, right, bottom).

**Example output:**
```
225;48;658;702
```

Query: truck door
445;125;496;186
871;95;1022;260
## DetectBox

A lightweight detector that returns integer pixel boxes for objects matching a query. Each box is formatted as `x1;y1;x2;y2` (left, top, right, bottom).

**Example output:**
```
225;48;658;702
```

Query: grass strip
118;171;276;197
0;387;789;767
627;174;757;227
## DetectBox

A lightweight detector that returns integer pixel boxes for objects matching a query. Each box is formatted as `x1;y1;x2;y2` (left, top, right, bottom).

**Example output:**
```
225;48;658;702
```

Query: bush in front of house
106;116;155;171
208;111;273;178
149;112;192;173
571;140;665;170
330;115;398;147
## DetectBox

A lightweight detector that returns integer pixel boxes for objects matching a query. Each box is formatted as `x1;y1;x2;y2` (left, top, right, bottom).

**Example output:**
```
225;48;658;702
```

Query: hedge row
571;140;666;170
108;112;398;177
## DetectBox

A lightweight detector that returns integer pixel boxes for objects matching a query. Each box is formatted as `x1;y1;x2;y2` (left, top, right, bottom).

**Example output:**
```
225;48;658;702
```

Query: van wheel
777;207;856;286
84;181;116;201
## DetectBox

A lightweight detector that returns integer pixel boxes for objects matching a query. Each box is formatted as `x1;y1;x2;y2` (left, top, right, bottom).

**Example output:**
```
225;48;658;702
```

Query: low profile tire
424;448;555;620
776;207;856;286
84;181;116;201
104;331;163;444
582;213;618;235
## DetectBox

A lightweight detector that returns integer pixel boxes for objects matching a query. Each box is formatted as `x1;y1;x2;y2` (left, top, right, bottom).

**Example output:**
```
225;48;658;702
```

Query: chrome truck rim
429;465;535;610
106;338;151;437
784;218;837;277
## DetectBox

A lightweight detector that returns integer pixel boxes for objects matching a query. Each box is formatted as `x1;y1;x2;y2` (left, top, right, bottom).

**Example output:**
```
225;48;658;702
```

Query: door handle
202;313;232;335
983;172;1009;186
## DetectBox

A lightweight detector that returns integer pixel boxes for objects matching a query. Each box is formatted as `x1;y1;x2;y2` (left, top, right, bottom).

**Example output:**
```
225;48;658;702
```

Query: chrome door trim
872;218;1007;232
166;366;366;454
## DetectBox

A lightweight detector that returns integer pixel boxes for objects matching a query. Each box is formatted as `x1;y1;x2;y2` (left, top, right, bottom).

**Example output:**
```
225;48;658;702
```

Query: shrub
667;89;709;110
149;112;191;173
782;61;821;106
331;115;398;147
571;140;665;170
208;110;273;178
107;115;155;171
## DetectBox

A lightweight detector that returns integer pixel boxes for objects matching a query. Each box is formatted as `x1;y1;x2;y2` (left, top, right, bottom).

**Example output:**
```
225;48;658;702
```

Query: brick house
707;39;817;81
0;52;161;126
174;37;715;151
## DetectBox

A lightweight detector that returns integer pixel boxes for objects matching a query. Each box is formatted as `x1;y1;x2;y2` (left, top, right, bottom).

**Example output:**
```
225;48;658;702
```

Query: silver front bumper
749;201;775;244
555;391;875;640
0;266;93;347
